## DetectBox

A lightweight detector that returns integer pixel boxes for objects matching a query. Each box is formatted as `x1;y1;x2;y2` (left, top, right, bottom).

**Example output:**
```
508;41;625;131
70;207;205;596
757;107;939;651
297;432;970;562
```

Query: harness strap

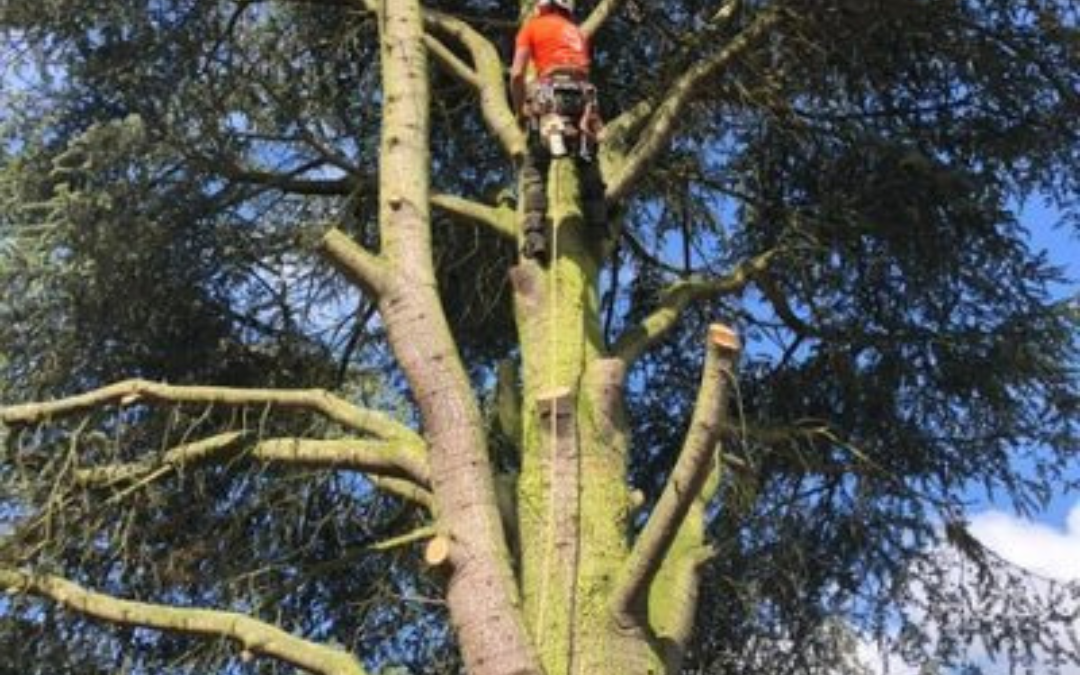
527;78;601;158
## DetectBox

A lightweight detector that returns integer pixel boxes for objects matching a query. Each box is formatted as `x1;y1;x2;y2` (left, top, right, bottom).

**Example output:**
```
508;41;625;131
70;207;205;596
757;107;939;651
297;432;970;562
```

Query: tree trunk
375;6;715;674
374;2;542;674
510;160;672;675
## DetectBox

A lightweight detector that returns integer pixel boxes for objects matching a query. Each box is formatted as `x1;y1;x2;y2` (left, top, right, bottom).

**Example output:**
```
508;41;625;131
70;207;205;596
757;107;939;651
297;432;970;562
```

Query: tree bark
0;7;759;674
370;2;542;674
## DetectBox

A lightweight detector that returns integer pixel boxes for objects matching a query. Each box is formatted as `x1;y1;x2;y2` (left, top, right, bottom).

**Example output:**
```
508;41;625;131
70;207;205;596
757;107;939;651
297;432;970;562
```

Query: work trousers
520;135;607;243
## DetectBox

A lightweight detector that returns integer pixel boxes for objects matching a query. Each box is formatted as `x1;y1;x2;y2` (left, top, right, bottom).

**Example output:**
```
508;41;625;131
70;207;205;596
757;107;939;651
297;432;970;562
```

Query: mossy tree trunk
507;159;739;675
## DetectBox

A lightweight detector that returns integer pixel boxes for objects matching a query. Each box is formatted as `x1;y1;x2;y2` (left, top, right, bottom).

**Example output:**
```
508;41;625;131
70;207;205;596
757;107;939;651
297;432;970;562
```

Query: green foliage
1;0;1078;673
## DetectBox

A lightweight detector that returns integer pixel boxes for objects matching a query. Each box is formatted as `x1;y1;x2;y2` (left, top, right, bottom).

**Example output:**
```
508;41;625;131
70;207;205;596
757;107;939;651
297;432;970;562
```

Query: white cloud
857;638;920;675
858;500;1080;675
970;501;1080;582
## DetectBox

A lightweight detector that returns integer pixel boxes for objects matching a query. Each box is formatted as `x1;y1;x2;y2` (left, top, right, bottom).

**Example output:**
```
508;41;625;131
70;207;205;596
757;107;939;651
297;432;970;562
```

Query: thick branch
303;0;523;158
318;227;394;297
371;3;541;672
431;193;516;239
424;34;481;87
75;434;430;490
610;324;741;626
611;250;775;365
0;380;421;446
253;438;429;483
370;476;435;509
424;10;526;158
0;568;366;675
602;8;782;201
581;0;627;39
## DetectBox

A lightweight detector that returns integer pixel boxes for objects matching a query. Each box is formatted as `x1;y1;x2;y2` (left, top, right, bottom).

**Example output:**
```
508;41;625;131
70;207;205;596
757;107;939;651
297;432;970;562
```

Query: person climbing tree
510;0;606;262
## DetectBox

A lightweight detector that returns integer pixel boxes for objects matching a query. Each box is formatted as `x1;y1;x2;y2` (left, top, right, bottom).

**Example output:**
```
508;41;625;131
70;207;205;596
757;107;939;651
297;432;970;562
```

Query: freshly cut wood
424;535;452;568
708;324;741;354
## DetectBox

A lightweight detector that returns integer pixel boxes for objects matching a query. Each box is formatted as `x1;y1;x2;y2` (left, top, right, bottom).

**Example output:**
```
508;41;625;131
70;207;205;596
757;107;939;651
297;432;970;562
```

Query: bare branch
291;0;523;159
319;228;395;297
602;7;782;201
611;249;776;365
369;524;437;551
283;0;364;8
371;4;541;672
431;193;516;239
73;432;249;488
369;476;435;509
710;0;744;26
230;170;354;196
756;270;826;338
253;437;429;484
581;0;628;39
0;380;421;446
74;434;430;490
0;568;367;675
610;325;741;627
218;159;356;196
424;34;481;87
424;10;527;158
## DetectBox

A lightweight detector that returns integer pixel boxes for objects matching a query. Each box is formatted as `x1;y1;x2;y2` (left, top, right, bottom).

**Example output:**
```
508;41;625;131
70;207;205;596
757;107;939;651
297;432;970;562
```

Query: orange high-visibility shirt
515;12;590;78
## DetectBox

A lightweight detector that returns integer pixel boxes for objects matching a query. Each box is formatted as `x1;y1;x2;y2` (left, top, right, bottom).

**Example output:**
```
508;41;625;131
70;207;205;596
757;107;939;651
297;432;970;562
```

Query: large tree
1;1;1078;674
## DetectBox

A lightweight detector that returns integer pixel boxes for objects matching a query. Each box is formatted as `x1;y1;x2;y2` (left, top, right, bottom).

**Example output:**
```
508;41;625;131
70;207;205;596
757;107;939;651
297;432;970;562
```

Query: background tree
1;1;1078;674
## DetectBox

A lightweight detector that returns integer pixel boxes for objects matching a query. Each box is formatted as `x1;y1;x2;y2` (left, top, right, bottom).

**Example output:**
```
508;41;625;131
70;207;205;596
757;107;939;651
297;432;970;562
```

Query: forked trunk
375;5;727;674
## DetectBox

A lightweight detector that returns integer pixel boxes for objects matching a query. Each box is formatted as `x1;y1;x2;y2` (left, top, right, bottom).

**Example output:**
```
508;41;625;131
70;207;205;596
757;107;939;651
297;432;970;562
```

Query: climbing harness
519;72;604;263
527;73;601;161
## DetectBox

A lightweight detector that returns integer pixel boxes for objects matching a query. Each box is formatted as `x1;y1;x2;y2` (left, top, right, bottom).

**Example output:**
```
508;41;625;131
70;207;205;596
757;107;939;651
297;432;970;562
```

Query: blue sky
993;202;1077;530
858;204;1080;675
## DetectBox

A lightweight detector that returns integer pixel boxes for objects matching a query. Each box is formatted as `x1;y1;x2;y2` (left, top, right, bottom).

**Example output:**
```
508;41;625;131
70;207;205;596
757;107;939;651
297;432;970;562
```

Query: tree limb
74;433;430;490
648;537;715;672
369;3;541;672
710;0;744;25
424;10;527;158
0;568;367;675
611;249;776;365
318;227;394;297
283;0;362;8
369;476;435;509
756;270;830;338
601;7;783;201
431;193;516;239
252;438;429;484
299;0;524;159
220;164;355;195
610;324;741;627
424;34;481;87
73;432;249;488
0;380;421;446
581;0;628;39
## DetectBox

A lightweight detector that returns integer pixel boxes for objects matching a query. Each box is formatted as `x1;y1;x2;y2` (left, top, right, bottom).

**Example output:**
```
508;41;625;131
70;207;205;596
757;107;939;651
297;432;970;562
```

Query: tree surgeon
510;0;606;262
